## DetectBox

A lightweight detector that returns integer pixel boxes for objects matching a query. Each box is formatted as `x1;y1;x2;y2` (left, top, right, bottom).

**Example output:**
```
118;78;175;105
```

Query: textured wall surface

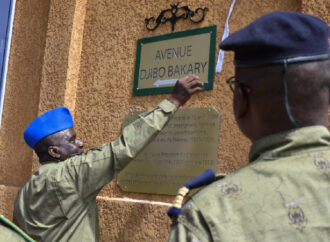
0;0;328;241
0;0;50;186
0;185;19;219
97;197;172;241
302;0;329;23
31;0;89;172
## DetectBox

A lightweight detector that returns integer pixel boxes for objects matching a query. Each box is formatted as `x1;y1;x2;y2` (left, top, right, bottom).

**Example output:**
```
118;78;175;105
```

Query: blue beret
220;11;329;66
24;107;73;148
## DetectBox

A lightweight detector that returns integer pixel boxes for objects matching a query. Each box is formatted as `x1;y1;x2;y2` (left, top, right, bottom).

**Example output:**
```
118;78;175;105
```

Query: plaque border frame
133;25;217;96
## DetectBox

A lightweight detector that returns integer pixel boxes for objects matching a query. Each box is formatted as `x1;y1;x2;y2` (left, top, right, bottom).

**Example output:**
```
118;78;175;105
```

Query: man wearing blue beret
13;75;203;241
168;11;330;241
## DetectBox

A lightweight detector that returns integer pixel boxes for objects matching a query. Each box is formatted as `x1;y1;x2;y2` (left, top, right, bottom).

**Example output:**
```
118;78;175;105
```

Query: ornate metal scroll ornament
145;3;208;31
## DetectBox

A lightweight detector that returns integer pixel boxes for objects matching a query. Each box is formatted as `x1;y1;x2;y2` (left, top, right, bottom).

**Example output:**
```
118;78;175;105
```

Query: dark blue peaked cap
24;107;73;148
220;11;329;66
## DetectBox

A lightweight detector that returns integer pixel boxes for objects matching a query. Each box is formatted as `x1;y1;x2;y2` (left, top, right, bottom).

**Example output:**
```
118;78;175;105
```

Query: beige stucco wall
0;0;328;241
0;0;50;187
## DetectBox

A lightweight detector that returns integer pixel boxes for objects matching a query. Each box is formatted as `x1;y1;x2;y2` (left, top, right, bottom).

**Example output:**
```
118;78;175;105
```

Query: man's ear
48;146;61;159
234;87;249;118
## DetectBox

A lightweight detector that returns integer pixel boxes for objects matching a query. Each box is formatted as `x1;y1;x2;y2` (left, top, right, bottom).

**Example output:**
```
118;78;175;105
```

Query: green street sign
133;26;217;96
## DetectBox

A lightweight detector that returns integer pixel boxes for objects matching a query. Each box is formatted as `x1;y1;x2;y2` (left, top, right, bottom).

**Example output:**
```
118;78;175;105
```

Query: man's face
49;128;84;161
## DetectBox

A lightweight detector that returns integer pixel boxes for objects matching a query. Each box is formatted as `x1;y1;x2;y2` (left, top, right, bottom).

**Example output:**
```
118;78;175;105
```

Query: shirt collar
249;125;330;162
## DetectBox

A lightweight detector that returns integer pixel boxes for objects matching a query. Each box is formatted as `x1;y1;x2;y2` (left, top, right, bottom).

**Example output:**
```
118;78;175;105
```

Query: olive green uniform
0;224;26;242
0;215;34;242
169;126;330;242
13;100;177;242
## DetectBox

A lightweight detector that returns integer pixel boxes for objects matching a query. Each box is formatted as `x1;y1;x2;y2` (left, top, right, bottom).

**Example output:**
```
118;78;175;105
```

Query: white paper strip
97;196;172;206
153;78;178;87
216;0;237;73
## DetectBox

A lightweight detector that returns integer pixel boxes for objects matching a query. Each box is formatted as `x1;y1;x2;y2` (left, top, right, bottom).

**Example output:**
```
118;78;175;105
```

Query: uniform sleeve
168;223;202;242
168;200;213;242
0;225;26;242
60;99;177;200
111;99;177;172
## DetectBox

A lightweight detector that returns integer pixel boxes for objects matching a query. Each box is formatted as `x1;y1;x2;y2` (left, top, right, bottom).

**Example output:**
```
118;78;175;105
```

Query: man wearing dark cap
168;11;330;241
13;75;203;241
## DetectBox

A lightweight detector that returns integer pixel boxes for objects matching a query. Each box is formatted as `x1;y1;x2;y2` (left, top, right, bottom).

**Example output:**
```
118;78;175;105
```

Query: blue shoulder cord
167;169;216;218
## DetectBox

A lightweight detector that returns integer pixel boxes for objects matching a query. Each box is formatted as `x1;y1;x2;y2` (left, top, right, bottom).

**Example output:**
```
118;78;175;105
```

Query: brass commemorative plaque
117;107;220;195
133;26;216;96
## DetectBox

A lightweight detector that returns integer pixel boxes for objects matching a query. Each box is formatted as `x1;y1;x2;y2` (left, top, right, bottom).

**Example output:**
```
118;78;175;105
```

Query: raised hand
168;75;203;107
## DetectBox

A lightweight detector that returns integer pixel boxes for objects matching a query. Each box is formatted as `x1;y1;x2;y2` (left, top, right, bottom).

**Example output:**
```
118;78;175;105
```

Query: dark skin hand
168;75;203;107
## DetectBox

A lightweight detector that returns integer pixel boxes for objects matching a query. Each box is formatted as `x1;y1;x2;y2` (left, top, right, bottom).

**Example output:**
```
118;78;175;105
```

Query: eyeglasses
226;76;251;94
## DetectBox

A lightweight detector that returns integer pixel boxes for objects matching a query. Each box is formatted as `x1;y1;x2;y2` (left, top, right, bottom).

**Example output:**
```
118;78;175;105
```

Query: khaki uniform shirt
0;224;26;242
168;126;330;242
0;215;35;242
14;100;177;242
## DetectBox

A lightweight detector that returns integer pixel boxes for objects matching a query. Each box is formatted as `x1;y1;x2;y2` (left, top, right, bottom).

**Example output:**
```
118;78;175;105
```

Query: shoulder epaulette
167;169;224;219
0;215;35;242
216;173;226;180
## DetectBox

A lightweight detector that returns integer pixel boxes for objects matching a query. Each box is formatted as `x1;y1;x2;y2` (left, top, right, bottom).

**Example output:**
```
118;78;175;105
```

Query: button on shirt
14;100;177;242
